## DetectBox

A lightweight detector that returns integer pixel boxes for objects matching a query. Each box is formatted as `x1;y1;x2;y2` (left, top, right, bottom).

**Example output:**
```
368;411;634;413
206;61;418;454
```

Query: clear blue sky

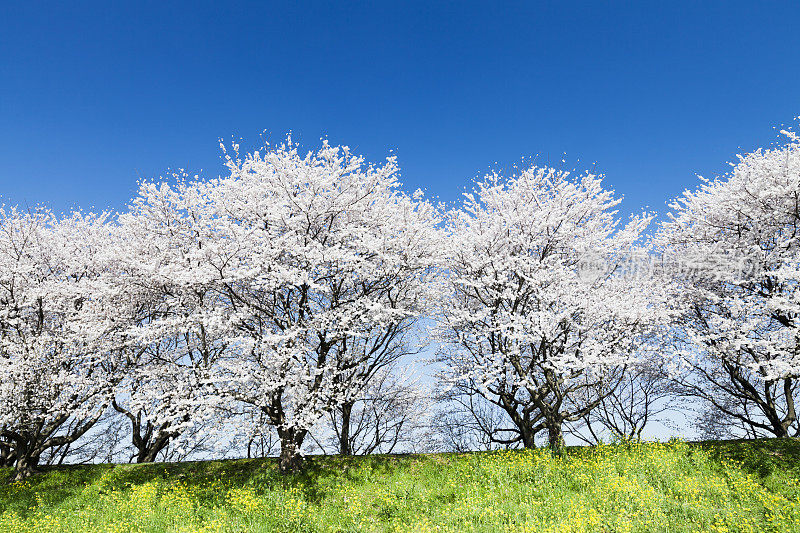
1;1;799;217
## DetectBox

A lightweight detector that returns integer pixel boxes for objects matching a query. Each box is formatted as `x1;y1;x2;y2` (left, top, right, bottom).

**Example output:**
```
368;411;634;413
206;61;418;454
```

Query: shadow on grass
3;438;799;519
696;437;800;480
0;451;431;517
0;463;115;516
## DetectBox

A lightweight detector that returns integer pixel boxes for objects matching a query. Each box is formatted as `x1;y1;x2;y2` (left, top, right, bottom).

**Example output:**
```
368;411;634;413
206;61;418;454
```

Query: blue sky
1;1;799;218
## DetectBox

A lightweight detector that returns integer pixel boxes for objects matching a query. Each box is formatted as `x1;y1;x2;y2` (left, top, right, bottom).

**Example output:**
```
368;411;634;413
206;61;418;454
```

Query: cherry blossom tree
123;139;440;472
436;166;660;450
207;139;440;472
111;178;234;463
311;362;435;455
435;366;538;451
657;129;800;438
567;359;674;444
0;208;130;480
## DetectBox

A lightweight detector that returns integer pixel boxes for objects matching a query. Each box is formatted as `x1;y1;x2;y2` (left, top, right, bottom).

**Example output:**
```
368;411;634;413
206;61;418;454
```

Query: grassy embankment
1;439;800;532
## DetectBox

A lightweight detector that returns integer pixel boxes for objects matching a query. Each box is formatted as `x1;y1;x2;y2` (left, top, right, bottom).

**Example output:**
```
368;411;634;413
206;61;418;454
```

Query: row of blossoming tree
1;128;798;480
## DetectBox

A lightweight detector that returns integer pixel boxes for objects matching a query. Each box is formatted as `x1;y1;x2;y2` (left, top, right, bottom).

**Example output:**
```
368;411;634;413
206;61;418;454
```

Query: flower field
2;439;800;532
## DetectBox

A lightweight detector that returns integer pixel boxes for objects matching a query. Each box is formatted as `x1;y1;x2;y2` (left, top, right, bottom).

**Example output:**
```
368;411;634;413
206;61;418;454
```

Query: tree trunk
339;403;353;456
546;421;565;452
771;421;789;438
136;433;170;463
520;427;537;449
277;428;307;474
113;401;179;464
12;450;40;481
0;443;15;467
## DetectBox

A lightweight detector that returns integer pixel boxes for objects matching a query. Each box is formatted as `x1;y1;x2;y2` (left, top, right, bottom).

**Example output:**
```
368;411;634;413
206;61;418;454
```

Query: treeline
1;128;799;481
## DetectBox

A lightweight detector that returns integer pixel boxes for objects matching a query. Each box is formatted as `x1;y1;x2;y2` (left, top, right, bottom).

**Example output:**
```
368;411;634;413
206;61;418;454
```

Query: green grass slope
1;439;800;532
